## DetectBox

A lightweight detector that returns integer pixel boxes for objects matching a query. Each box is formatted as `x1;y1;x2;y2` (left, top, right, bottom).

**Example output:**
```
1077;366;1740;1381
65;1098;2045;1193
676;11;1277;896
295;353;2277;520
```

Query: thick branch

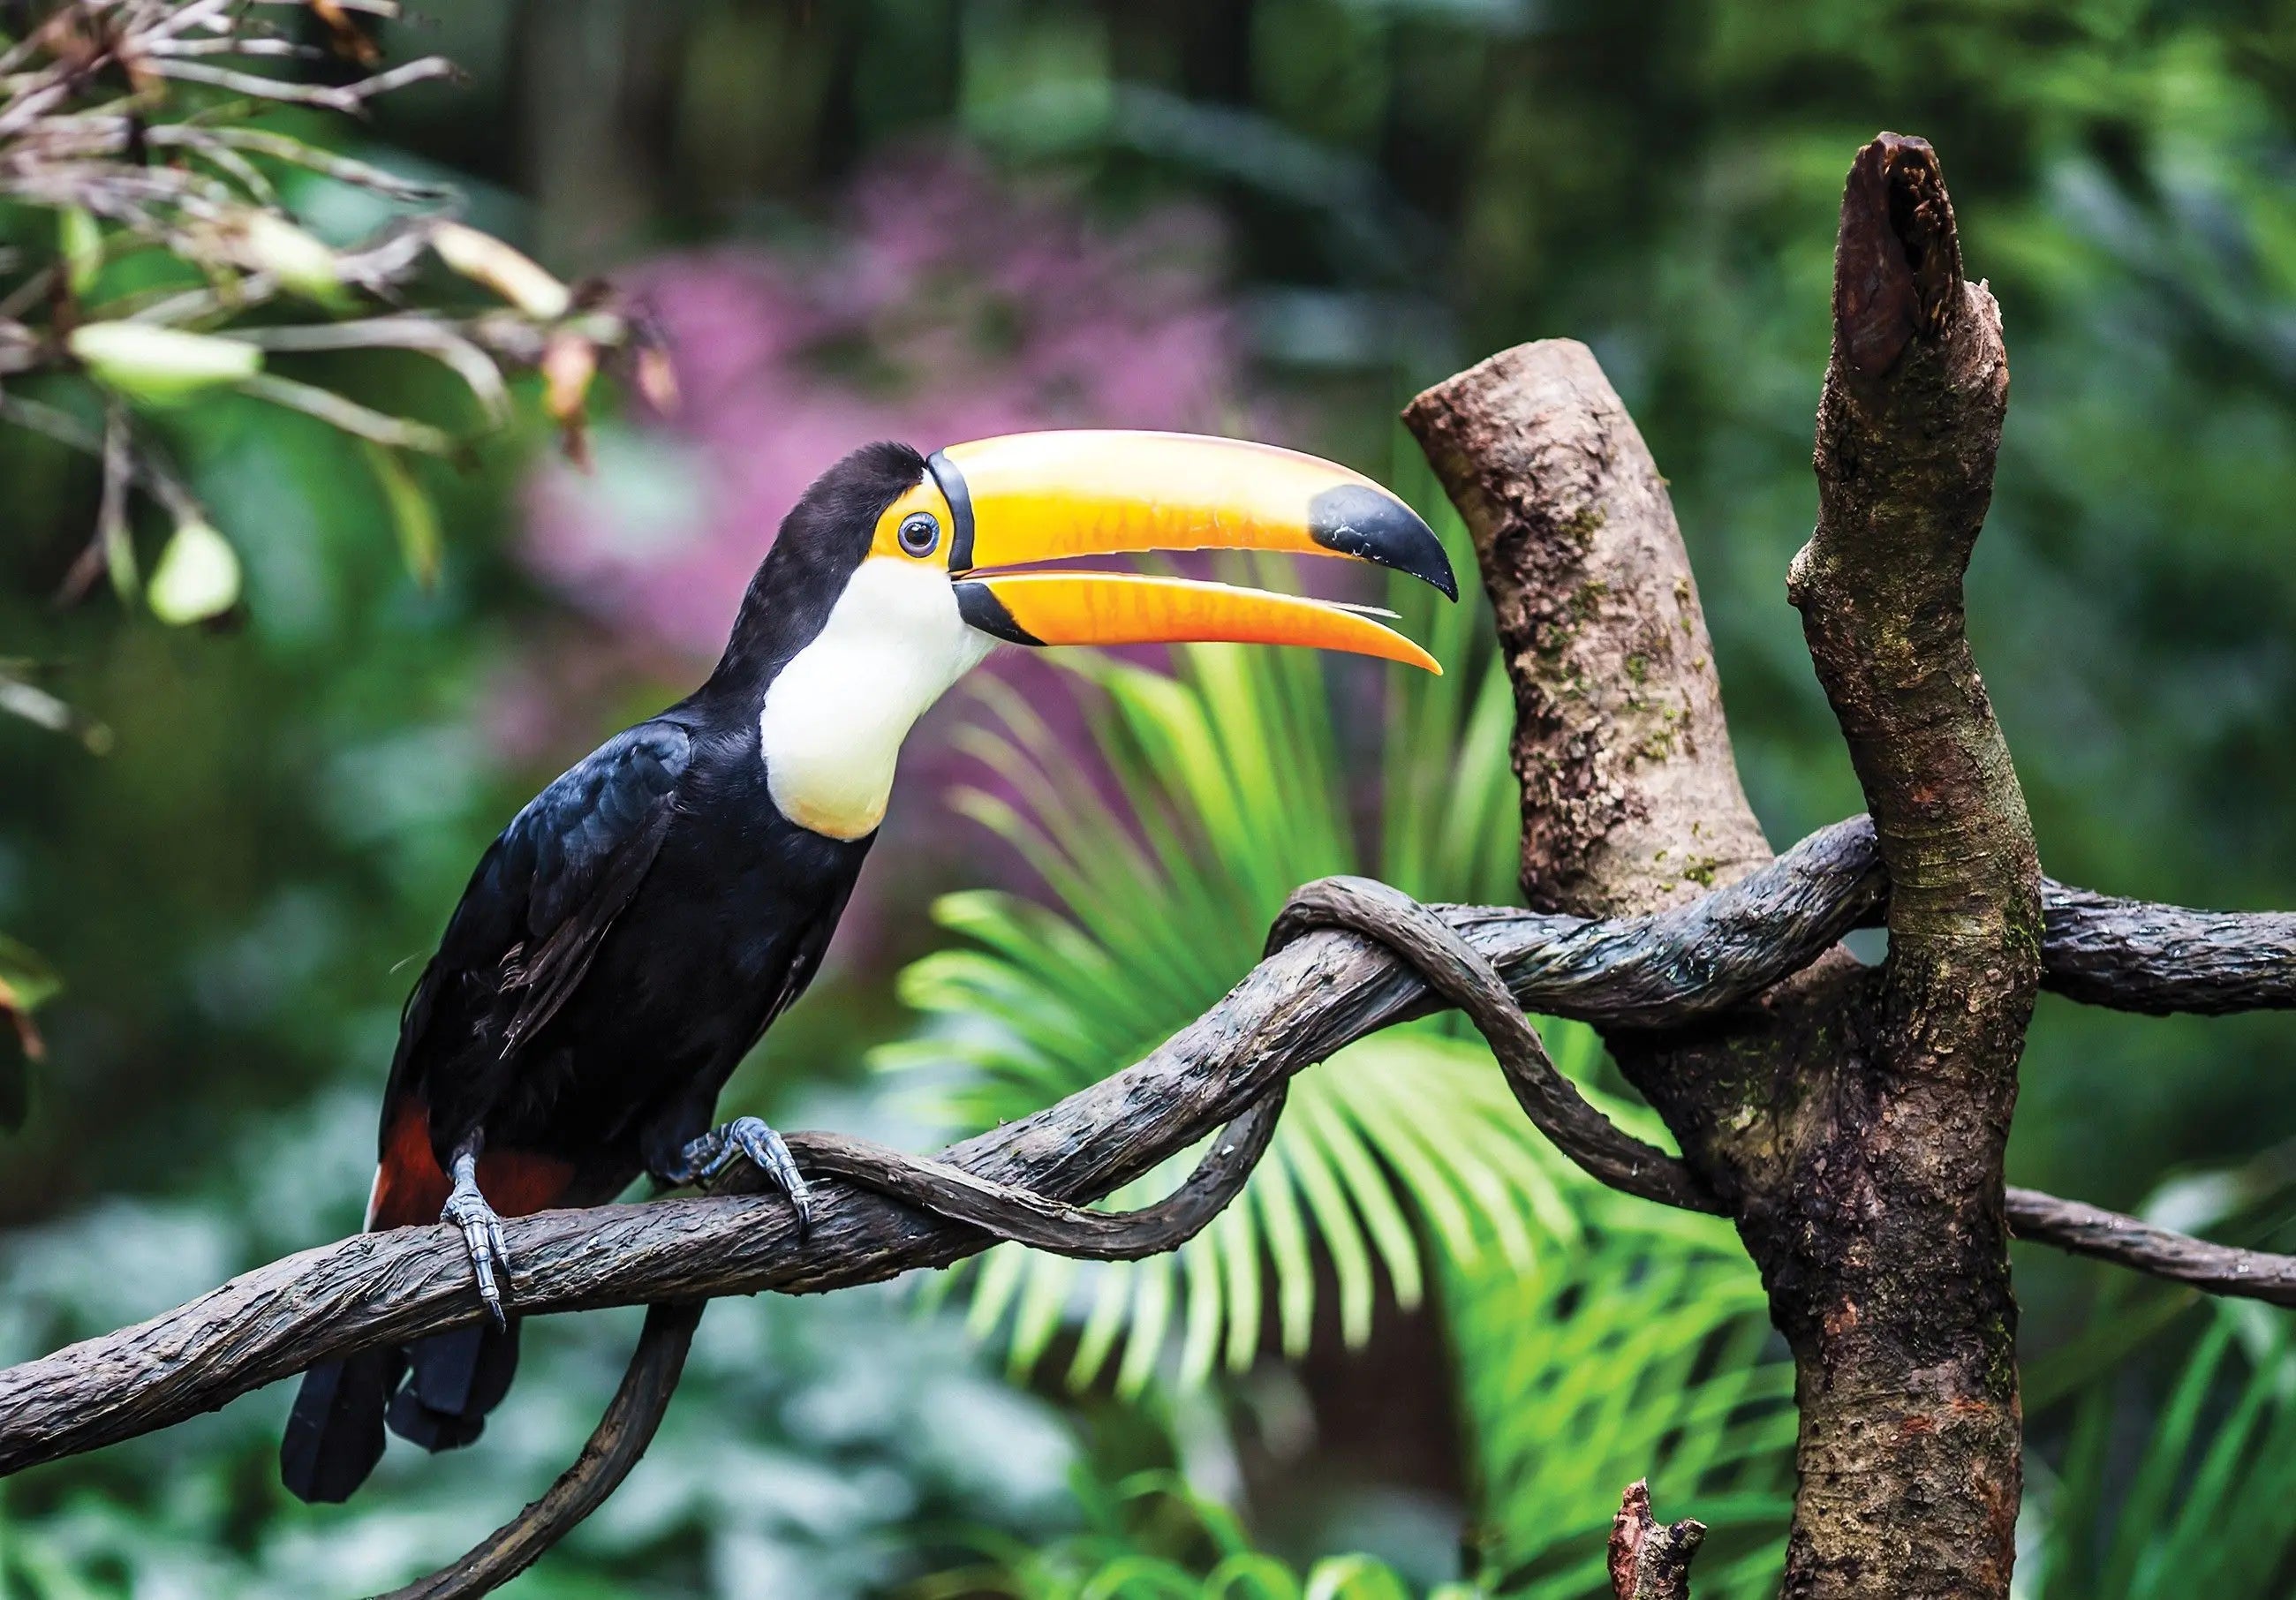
0;827;2285;1487
1402;338;1771;917
0;842;1872;1479
2041;887;2296;1014
1276;876;1711;1211
1780;132;2036;1600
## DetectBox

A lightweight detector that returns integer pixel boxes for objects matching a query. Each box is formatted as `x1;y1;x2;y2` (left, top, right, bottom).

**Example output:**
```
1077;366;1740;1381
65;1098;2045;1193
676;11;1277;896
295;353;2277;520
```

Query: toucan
278;430;1454;1503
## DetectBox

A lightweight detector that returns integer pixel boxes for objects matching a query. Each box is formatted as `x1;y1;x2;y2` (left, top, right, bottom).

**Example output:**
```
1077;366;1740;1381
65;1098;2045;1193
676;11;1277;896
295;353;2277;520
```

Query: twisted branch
381;1091;1296;1597
0;825;2288;1511
374;1300;705;1600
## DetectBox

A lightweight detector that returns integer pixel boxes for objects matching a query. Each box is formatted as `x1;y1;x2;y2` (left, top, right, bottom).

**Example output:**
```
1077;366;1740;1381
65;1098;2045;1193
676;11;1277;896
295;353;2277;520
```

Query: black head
705;440;926;692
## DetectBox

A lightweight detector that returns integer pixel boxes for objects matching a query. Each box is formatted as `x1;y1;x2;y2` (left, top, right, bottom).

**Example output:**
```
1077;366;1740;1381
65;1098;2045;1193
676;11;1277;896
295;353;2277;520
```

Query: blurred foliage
6;0;2296;1595
0;1089;1082;1596
1446;1203;1792;1598
914;1469;1478;1600
0;0;661;1133
2027;1300;2296;1596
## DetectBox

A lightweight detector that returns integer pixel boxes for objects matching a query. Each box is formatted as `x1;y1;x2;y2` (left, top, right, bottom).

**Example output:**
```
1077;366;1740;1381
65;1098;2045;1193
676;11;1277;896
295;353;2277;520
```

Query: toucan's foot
668;1116;812;1235
442;1151;512;1328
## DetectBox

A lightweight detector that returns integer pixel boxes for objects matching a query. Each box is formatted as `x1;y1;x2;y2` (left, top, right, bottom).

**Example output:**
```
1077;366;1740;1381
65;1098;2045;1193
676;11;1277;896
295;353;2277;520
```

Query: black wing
382;721;692;1137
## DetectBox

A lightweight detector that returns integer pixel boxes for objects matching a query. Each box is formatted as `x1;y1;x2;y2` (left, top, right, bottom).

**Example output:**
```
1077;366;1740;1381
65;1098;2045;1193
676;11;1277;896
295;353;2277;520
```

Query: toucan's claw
682;1115;812;1235
442;1151;510;1328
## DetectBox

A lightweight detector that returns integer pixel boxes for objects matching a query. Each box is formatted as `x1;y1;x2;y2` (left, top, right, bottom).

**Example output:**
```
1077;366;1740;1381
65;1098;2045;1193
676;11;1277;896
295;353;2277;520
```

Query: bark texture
1402;340;1771;917
0;822;2272;1487
1611;1480;1706;1600
1409;132;2040;1599
1781;133;2035;1598
0;838;1928;1477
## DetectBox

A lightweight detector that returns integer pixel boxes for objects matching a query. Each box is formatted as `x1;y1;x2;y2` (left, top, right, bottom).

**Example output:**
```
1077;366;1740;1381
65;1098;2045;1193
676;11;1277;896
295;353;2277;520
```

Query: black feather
280;1345;407;1503
385;1321;521;1453
282;441;924;1499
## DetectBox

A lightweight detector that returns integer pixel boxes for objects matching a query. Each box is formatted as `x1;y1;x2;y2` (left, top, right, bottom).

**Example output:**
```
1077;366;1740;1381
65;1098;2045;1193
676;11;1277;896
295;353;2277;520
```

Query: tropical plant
881;453;1816;1593
877;459;1543;1398
1444;1201;1794;1598
914;1468;1480;1600
0;0;654;1129
2015;1294;2296;1597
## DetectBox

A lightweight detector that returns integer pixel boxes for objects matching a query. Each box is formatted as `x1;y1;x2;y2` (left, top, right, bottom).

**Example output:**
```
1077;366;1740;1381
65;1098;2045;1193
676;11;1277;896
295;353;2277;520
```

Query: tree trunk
1405;132;2038;1600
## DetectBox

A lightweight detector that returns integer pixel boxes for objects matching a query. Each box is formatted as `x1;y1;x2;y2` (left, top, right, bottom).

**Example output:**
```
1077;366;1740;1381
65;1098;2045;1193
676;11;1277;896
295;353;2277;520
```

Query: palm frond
882;450;1809;1595
2027;1300;2296;1597
1444;1196;1794;1599
912;1469;1482;1600
879;475;1547;1396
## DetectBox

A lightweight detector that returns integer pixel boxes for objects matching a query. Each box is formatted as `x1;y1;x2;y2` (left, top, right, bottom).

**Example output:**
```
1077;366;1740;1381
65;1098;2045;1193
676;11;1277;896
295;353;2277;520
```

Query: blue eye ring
897;513;940;557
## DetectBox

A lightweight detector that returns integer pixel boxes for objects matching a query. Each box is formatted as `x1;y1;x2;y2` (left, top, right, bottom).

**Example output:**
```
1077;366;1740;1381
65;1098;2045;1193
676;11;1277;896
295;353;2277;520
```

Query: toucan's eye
897;513;940;558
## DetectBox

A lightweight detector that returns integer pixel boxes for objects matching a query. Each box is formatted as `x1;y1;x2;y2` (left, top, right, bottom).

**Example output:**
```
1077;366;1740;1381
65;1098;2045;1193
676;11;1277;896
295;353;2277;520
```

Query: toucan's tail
387;1320;523;1451
280;1343;404;1503
279;1322;522;1503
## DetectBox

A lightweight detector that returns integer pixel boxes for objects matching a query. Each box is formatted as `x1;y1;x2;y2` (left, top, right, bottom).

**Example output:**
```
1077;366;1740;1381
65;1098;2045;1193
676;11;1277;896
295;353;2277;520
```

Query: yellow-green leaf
0;934;62;1015
147;522;242;625
365;444;443;589
69;322;262;404
60;207;102;298
429;222;572;320
239;211;351;309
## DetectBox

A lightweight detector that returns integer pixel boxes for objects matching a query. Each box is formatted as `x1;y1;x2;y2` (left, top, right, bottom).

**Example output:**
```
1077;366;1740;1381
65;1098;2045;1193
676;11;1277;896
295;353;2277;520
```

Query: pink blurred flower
525;147;1243;661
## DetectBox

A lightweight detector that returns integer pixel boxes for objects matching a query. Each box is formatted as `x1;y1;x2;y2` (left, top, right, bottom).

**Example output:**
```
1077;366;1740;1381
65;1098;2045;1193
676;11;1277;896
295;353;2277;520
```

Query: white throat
759;556;995;840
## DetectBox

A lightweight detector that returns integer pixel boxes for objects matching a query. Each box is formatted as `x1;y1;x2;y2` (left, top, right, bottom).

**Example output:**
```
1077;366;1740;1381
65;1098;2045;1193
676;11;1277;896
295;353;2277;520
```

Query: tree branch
375;1300;705;1600
1277;875;1712;1210
1611;1481;1705;1600
10;831;1856;1480
2005;1188;2296;1306
1401;338;1771;917
1782;130;2035;1599
0;827;2281;1485
2041;886;2296;1014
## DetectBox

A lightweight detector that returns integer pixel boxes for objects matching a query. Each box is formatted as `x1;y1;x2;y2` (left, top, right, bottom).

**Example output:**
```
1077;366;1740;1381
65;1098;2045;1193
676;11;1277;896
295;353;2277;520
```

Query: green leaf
2024;1302;2296;1598
0;933;62;1133
59;207;102;298
365;444;443;589
147;522;242;626
0;934;66;1017
68;323;263;404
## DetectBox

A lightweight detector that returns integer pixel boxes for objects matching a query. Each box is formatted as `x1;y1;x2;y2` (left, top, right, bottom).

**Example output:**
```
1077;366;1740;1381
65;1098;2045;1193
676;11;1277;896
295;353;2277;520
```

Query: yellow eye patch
870;479;955;562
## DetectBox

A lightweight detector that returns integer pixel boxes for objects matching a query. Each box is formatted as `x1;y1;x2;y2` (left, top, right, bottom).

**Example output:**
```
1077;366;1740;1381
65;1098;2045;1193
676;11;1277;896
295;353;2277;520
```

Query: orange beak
932;431;1454;674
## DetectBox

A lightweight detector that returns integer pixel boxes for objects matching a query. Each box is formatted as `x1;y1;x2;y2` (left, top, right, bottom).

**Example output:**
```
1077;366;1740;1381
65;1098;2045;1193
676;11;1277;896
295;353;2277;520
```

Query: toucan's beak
932;431;1454;674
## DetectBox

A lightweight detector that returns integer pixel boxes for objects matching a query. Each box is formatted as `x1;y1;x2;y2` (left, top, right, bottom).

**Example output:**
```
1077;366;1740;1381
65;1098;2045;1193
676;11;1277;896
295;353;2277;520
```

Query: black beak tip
1308;485;1458;601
